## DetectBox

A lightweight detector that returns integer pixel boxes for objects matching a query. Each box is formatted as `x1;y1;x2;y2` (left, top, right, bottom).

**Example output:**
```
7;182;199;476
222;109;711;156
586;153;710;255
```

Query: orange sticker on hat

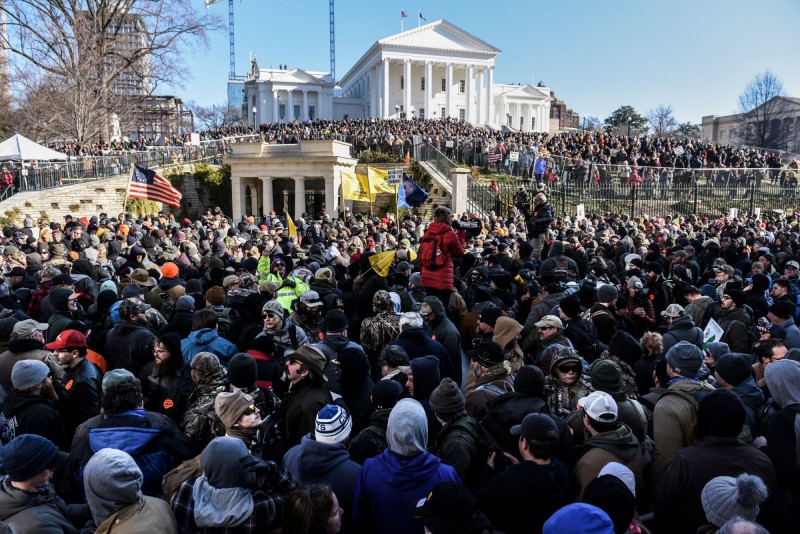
163;399;174;410
65;379;74;390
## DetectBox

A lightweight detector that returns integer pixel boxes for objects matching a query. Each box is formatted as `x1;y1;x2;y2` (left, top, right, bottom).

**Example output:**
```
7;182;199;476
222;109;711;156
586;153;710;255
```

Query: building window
441;106;446;118
294;105;300;119
421;77;425;91
400;76;404;90
459;80;465;94
309;106;315;120
279;103;286;120
507;114;512;127
520;116;524;130
532;117;536;130
420;107;425;119
459;108;465;121
442;78;446;91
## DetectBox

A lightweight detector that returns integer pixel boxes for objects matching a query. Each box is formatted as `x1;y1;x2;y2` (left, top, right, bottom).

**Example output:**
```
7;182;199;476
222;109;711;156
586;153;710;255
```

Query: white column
325;174;337;217
425;60;433;119
465;64;474;123
476;69;484;125
293;176;305;218
369;68;376;118
445;62;453;118
382;58;390;117
403;59;412;118
302;90;308;121
231;174;245;221
260;176;273;216
272;90;279;122
486;66;494;127
287;90;294;121
249;183;258;216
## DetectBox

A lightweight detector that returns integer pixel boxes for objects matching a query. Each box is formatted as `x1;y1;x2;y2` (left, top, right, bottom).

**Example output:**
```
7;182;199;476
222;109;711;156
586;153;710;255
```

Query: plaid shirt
170;469;294;534
26;280;52;321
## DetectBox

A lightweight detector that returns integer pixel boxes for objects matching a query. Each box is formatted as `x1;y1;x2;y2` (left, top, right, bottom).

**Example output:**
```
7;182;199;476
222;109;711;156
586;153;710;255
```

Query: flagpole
401;8;404;31
123;163;134;215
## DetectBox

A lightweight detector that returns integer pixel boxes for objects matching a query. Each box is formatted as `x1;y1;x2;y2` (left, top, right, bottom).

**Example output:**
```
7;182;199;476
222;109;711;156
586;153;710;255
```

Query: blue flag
398;173;429;208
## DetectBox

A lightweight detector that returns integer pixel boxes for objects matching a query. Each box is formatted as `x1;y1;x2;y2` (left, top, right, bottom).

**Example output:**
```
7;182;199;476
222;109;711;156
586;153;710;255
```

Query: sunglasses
263;312;280;319
557;365;580;373
243;405;257;415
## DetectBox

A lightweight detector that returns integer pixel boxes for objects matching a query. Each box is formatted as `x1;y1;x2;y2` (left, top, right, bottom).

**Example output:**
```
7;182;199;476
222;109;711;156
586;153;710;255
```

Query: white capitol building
243;19;552;132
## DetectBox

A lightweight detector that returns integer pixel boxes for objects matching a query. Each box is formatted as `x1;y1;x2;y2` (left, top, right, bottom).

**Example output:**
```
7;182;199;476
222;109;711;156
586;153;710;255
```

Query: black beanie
714;353;753;387
227;353;257;389
584;475;636;534
559;294;582;320
590;360;624;393
513;365;545;397
645;262;663;275
697;388;746;439
607;331;643;367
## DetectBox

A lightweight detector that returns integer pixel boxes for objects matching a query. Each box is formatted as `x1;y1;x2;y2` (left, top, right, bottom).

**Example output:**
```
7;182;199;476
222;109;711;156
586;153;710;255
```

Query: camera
452;219;483;237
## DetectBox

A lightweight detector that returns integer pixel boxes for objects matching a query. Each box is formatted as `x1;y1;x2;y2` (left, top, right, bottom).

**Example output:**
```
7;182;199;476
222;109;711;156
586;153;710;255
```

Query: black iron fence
489;182;799;220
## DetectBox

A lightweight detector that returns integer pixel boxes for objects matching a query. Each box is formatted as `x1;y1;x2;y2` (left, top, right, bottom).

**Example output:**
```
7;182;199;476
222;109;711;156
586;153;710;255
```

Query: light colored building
702;96;800;152
227;140;356;221
243;19;552;132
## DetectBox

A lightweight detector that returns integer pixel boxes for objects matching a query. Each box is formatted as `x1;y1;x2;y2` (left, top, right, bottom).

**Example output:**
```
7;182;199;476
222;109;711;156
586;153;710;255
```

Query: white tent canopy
0;134;68;161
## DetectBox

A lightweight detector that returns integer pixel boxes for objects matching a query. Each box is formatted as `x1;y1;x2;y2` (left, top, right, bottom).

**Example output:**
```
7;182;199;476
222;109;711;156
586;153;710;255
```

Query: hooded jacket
573;423;643;500
84;448;177;533
104;320;156;376
353;399;459;534
764;359;800;503
0;477;80;534
389;328;455;384
282;435;361;517
180;328;237;366
422;296;462;383
493;316;524;371
662;315;704;353
1;392;67;451
419;222;465;291
254;316;309;360
544;348;593;417
429;413;497;489
46;288;74;343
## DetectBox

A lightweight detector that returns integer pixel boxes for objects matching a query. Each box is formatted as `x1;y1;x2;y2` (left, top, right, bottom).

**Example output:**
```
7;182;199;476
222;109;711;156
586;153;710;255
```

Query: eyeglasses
557;365;580;373
263;312;280;319
243;405;257;415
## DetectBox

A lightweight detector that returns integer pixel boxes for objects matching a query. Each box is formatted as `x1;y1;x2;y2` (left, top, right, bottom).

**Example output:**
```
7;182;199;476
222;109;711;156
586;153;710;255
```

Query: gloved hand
282;278;296;289
239;454;278;491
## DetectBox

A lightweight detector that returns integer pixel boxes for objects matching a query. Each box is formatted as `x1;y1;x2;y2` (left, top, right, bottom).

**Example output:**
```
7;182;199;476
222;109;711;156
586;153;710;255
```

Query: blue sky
172;0;800;124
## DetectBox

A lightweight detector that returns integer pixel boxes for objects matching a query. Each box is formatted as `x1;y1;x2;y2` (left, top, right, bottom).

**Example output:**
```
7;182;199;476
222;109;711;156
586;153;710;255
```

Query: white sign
703;318;724;346
729;208;738;219
754;208;762;219
576;204;585;220
674;146;685;157
509;151;519;162
190;132;200;146
387;168;402;185
445;140;454;148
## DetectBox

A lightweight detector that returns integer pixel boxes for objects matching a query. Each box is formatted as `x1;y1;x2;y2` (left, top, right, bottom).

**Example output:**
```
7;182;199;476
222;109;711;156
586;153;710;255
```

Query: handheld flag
367;167;396;196
368;250;396;277
342;171;372;202
129;165;182;207
398;172;429;208
286;211;297;239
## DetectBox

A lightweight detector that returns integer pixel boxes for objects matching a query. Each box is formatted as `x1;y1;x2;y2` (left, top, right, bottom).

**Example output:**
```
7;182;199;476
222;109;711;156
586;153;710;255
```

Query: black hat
7;267;25;277
714;353;752;387
411;481;484;533
371;379;403;410
490;272;513;291
478;307;503;328
471;340;504;368
324;309;348;332
227;353;257;389
768;300;794;320
590;360;624;393
1;434;68;482
510;413;559;441
513;365;545;397
645;262;663;275
583;475;637;534
724;289;746;309
697;388;746;439
558;294;582;320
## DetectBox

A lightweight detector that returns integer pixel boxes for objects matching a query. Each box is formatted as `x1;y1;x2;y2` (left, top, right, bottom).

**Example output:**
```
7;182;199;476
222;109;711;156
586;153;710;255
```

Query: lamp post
252;105;257;127
582;114;586;134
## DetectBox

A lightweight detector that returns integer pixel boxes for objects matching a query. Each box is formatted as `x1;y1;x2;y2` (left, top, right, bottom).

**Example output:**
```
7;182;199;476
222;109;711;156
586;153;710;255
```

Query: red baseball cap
45;330;87;350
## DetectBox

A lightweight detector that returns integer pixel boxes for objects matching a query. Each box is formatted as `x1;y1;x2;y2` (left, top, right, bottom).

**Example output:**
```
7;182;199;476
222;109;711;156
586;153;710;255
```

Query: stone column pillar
451;167;470;215
370;68;376;117
249;183;258;216
403;59;412;118
425;60;433;119
231;174;245;221
302;90;309;121
465;64;474;123
446;62;453;118
260;176;273;217
382;58;390;117
476;69;484;125
272;90;279;122
293;176;306;218
486;66;494;127
287;90;294;121
325;174;337;217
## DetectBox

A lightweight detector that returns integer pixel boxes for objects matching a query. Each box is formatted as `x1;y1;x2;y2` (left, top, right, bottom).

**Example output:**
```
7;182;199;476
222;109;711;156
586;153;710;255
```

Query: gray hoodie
84;448;142;527
765;359;800;408
387;398;428;456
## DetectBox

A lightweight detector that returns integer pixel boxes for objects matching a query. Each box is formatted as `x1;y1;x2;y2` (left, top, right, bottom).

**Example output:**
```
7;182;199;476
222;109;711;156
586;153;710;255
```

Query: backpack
580;307;612;322
420;234;446;270
160;453;202;502
473;382;513;397
214;307;238;340
0;412;17;445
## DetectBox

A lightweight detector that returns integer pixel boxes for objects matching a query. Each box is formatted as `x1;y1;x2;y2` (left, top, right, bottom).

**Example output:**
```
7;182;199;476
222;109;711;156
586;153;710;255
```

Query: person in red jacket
419;206;465;311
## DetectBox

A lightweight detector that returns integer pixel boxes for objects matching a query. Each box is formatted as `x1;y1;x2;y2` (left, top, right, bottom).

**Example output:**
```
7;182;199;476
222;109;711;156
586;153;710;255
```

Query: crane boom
329;0;335;83
205;0;235;78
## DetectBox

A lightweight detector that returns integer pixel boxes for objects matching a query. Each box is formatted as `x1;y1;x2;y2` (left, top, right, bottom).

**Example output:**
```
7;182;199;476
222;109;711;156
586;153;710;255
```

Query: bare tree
188;102;242;132
647;104;678;137
0;0;222;146
584;116;603;131
738;70;790;150
676;122;701;139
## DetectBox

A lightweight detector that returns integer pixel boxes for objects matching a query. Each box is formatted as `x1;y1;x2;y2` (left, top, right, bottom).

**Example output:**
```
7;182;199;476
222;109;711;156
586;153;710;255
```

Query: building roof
378;19;501;55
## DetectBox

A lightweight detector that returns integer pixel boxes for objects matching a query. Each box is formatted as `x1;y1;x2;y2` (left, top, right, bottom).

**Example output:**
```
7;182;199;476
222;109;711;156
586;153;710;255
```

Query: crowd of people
0;121;796;532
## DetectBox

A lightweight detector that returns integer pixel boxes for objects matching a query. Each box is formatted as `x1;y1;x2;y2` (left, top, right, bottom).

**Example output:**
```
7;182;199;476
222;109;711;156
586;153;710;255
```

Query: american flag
128;164;182;207
401;10;408;17
487;147;502;163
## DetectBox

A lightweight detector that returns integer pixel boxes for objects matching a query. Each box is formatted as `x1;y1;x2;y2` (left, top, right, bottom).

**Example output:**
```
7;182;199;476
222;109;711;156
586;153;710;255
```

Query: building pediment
495;84;551;101
270;69;329;85
378;19;500;56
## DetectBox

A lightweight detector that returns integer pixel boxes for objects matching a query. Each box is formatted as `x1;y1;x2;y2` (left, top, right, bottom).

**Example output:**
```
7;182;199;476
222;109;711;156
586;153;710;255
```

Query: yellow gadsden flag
341;170;372;202
286;211;297;239
368;250;396;277
367;167;396;195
